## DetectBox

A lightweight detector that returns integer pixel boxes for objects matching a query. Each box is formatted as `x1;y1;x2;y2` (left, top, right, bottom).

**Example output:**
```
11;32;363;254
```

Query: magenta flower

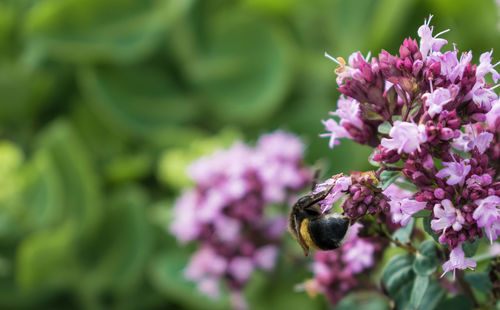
431;199;465;232
389;198;427;226
436;50;472;83
452;125;494;154
172;131;310;300
331;96;363;129
320;119;352;148
466;82;498;111
422;85;458;118
485;222;500;246
170;191;201;242
341;224;376;273
441;243;477;280
486;100;500;131
380;121;427;154
302;223;379;305
254;245;278;271
476;50;500;83
418;15;449;60
435;159;471;186
313;175;352;212
383;183;413;200
257;131;304;162
473;195;500;243
228;257;255;283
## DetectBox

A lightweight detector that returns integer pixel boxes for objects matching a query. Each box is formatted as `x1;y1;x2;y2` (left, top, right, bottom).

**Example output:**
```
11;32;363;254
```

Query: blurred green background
0;0;499;309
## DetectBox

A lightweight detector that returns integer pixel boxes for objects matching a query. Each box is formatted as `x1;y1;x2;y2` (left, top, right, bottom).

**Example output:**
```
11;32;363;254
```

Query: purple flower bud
434;188;445;199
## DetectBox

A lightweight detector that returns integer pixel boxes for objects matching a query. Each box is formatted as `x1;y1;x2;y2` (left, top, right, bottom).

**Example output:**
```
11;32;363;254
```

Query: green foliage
413;240;439;277
464;272;493;292
393;218;414;244
1;0;500;308
380;170;401;190
462;237;481;258
382;254;444;310
423;217;443;245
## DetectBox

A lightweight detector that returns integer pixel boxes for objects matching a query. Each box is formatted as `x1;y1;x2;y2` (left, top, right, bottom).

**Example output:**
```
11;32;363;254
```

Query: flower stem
456;269;479;307
381;228;417;254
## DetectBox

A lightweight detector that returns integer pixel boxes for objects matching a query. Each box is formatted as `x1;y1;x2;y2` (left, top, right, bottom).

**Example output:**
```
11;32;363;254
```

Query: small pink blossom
325;51;371;85
339;223;375;273
423;85;458;117
490;243;500;256
418;15;449;60
435;159;471;186
228;257;255;283
254;245;278;271
441;243;476;280
198;277;221;298
314;175;352;212
431;199;465;233
485;222;500;245
389;198;427;226
383;182;413;200
452;125;494;154
331;96;363;129
473;195;500;243
170;191;201;242
476;50;500;83
486;99;500;131
257;131;304;162
465;82;498;111
380;121;427;154
185;247;228;281
436;50;472;83
319;119;352;148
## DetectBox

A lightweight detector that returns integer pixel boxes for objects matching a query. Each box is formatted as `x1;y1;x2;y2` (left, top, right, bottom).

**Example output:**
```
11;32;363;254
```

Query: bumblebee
288;185;350;256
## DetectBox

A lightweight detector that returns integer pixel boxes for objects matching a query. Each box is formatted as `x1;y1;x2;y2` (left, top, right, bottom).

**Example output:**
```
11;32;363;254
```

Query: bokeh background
1;0;499;309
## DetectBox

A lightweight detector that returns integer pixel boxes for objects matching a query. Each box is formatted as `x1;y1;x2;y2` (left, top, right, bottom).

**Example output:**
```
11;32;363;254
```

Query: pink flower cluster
300;223;378;305
314;171;389;221
322;15;500;278
170;131;310;303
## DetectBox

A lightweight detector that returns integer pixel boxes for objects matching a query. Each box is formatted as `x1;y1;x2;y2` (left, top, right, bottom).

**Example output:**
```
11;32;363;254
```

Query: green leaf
16;222;78;288
462;238;481;257
35;120;102;236
83;185;154;292
422;217;442;245
436;295;474;310
377;121;392;134
413;240;439;276
335;291;389;310
24;0;194;64
393;218;414;243
184;11;292;124
410;275;429;309
380;170;401;190
149;249;230;310
381;255;415;296
78;66;198;138
394;179;418;192
367;0;416;49
412;209;431;218
464;272;492;291
418;280;445;310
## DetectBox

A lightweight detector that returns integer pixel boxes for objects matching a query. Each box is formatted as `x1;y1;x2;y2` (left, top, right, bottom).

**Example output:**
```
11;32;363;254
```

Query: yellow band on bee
300;219;320;250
